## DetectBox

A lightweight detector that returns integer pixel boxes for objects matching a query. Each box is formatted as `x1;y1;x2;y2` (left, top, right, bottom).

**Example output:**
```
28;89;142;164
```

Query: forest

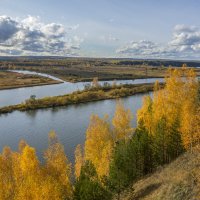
0;66;199;199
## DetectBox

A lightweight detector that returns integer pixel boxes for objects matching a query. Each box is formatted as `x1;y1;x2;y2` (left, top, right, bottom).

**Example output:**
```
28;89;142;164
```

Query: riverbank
55;75;165;83
0;71;62;90
0;81;63;90
0;83;163;114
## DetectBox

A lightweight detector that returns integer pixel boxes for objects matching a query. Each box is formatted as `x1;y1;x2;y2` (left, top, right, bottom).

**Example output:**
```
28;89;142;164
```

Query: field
0;71;62;90
1;57;200;82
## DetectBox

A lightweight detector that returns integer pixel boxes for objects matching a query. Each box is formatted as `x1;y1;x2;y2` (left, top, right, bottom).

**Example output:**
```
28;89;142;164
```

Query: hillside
118;147;200;200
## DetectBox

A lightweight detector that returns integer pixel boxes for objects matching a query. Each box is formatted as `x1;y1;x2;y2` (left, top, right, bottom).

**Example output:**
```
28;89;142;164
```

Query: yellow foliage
0;147;15;200
74;144;84;179
112;100;133;140
44;131;72;199
85;115;113;177
20;146;39;173
137;96;154;134
0;132;73;200
137;65;200;150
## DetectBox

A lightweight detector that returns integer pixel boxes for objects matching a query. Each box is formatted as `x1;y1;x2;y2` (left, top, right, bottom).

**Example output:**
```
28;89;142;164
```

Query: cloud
116;40;158;55
170;24;200;51
0;16;19;43
100;34;119;42
117;25;200;59
0;15;82;56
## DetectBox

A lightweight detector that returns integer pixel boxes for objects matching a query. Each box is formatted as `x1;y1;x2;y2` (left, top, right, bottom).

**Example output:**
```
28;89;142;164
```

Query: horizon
0;55;200;62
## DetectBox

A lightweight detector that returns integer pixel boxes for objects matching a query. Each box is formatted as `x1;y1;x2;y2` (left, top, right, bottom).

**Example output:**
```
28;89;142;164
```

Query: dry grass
0;71;61;90
3;58;200;82
118;146;200;200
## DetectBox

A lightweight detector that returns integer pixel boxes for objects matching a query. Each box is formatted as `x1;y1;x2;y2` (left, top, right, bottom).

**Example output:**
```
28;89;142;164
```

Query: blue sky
0;0;200;59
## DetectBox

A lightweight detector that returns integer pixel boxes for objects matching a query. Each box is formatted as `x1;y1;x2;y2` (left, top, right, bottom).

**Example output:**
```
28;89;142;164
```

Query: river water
0;70;160;162
0;70;164;107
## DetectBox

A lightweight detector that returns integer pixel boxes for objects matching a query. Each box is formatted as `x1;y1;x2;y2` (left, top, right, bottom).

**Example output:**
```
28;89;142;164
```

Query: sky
0;0;200;59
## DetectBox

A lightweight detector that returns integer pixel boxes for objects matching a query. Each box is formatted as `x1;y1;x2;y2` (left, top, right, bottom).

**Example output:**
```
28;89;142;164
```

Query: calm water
0;70;158;162
0;92;152;162
0;70;164;107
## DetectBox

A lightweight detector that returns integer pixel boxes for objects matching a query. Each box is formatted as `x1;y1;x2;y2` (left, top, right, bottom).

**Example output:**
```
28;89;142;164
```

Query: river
0;70;164;107
0;70;160;162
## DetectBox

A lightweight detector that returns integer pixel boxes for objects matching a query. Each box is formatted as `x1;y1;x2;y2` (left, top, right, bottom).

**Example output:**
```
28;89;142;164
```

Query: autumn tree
137;95;153;134
112;100;133;141
0;147;15;200
0;133;74;200
15;145;41;200
75;144;84;179
92;77;99;87
44;131;72;199
137;65;199;164
179;68;199;150
84;115;113;177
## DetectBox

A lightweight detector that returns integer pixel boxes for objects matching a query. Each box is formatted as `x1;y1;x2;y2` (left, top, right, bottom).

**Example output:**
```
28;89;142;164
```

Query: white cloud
0;15;82;56
117;25;200;59
170;24;200;51
116;40;158;55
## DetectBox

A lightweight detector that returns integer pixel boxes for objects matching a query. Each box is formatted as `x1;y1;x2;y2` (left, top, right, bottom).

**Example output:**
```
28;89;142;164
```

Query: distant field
1;58;200;82
0;71;61;90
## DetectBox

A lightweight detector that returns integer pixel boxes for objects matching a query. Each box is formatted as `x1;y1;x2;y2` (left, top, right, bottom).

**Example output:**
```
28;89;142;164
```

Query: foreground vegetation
0;83;160;114
0;66;199;199
1;57;200;82
116;147;200;200
0;71;61;90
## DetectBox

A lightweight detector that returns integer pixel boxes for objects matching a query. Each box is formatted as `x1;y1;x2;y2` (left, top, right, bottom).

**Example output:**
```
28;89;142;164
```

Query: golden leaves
0;132;73;200
137;65;200;150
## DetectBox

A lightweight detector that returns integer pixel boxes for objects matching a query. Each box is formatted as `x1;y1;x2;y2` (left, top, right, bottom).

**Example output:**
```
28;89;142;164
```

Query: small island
0;82;163;114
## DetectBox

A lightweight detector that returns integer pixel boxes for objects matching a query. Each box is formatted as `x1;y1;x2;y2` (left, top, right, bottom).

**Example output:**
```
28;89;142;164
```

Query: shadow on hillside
132;183;162;200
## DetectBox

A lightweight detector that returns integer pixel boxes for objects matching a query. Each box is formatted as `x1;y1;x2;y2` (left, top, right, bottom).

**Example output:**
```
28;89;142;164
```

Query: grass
2;58;200;82
0;71;62;90
116;146;200;200
0;83;163;114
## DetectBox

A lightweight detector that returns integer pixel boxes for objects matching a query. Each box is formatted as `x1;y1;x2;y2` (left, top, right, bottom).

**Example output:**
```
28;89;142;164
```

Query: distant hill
117;147;200;200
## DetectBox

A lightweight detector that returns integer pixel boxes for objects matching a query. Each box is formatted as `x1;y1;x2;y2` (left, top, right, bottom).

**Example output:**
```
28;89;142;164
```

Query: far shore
0;80;63;90
54;75;165;83
0;70;63;90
